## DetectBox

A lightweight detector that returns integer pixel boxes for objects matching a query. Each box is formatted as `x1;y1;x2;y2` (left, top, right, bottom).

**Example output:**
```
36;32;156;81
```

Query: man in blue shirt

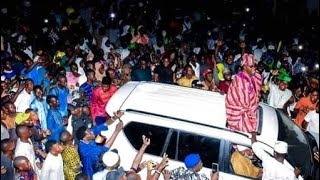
76;120;123;178
48;75;69;117
131;58;152;81
46;95;67;141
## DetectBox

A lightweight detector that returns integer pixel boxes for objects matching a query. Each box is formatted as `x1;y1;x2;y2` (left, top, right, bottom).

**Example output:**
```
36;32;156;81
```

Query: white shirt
267;83;292;109
14;89;35;113
304;110;319;135
252;142;298;180
40;153;64;180
189;62;200;79
93;169;110;180
15;138;39;175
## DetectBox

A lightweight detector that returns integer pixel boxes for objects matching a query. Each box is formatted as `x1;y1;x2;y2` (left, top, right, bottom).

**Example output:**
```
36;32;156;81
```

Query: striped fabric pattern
226;71;262;133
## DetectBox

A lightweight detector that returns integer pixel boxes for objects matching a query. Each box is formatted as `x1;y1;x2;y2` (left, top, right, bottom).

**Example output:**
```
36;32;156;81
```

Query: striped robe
226;71;262;133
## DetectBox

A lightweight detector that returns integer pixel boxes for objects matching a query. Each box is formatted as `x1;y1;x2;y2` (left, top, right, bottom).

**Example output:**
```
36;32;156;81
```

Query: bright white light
242;23;246;27
301;66;306;72
315;64;319;69
245;8;250;12
110;13;115;18
44;19;49;23
298;45;303;50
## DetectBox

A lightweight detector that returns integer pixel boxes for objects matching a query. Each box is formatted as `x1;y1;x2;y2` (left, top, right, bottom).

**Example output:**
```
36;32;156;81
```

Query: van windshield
276;109;312;177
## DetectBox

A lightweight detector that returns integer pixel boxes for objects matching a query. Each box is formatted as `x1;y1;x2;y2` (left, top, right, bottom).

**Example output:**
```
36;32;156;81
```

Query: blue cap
184;153;201;169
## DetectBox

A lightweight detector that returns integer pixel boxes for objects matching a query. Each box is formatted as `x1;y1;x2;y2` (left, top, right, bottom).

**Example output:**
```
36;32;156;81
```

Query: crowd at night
1;0;319;179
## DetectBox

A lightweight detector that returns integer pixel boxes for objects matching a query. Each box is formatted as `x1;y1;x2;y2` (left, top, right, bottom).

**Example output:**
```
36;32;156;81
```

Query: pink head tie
241;53;255;67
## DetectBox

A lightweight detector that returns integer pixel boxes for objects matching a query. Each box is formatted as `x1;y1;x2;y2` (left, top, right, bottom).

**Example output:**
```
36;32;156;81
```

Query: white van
104;81;316;180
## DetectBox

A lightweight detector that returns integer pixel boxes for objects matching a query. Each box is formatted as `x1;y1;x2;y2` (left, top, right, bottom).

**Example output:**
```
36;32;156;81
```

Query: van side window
167;131;221;169
123;122;169;156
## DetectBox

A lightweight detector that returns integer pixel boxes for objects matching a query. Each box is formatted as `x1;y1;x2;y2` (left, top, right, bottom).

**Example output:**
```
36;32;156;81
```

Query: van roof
107;81;228;128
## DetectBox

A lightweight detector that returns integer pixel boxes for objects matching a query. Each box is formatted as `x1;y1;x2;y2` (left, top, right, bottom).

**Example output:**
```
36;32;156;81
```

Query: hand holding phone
212;163;219;173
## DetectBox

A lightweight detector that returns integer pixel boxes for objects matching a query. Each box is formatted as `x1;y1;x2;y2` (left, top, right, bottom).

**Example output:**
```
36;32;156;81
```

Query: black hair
2;100;14;110
101;75;112;85
45;140;57;153
60;130;70;143
46;95;58;104
85;69;95;76
13;156;29;169
33;85;43;93
15;124;29;137
76;126;87;141
25;108;34;113
75;172;89;180
1;138;11;151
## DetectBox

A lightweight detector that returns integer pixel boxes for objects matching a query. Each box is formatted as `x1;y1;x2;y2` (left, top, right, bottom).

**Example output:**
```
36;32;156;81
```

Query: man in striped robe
226;53;262;133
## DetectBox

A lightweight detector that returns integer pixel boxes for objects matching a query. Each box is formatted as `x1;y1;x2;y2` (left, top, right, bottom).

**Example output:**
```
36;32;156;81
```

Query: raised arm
131;135;151;171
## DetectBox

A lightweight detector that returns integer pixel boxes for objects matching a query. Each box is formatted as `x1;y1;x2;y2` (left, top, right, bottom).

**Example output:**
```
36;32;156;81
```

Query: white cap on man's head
274;141;288;154
236;145;249;151
102;150;120;167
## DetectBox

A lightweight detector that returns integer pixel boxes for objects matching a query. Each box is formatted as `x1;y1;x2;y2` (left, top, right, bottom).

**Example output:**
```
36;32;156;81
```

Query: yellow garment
216;63;224;80
177;76;197;87
62;145;81;180
230;151;261;178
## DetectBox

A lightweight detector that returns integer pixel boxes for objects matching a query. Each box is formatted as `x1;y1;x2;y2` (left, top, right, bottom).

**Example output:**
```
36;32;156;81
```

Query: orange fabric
294;97;317;127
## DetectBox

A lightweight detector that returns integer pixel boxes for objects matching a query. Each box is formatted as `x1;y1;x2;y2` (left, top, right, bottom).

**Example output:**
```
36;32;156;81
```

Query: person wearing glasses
225;53;262;133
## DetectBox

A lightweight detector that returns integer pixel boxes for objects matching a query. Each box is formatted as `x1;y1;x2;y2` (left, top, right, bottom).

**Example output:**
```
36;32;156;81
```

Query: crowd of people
1;0;319;179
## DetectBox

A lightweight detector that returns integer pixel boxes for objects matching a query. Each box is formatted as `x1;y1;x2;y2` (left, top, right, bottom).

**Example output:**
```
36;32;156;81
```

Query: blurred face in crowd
224;72;232;81
58;69;66;76
25;80;34;92
294;87;303;98
205;73;213;82
278;81;289;91
193;160;203;172
169;52;176;62
98;64;105;74
4;60;12;70
24;59;33;68
102;84;110;92
34;87;43;99
139;60;147;69
71;64;78;75
310;78;319;89
17;158;32;171
162;58;170;67
49;97;59;108
86;72;96;82
185;67;194;78
58;77;67;87
85;128;95;140
3;102;16;116
28;110;39;123
309;91;319;104
19;125;32;139
107;69;117;80
51;142;64;154
243;63;256;76
1;81;8;92
225;54;234;65
243;149;254;159
1;109;7;120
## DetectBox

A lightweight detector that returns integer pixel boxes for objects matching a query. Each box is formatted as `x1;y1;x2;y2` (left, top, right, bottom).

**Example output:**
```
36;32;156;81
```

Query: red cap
202;68;212;77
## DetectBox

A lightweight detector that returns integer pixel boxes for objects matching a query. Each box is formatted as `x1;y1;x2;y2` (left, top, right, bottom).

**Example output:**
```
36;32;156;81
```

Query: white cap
268;44;275;50
236;145;249;151
102;151;120;167
274;141;288;154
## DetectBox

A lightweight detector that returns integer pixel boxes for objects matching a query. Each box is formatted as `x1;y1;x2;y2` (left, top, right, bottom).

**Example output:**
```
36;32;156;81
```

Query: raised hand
142;135;151;147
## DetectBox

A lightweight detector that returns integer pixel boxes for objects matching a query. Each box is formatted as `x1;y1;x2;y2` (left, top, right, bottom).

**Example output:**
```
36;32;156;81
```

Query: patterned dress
226;71;262;133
